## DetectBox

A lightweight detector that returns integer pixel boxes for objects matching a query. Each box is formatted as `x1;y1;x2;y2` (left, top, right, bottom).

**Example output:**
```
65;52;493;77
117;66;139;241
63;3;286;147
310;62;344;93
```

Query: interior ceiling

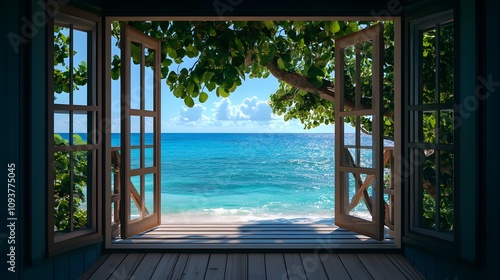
73;0;411;17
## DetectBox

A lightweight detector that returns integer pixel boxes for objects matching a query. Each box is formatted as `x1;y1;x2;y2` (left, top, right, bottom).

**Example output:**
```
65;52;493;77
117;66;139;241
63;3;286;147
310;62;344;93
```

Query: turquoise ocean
64;133;384;223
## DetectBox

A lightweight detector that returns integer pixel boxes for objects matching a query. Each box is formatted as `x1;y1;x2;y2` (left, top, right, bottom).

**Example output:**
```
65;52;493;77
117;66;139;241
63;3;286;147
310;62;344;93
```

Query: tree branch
256;56;394;120
266;58;335;102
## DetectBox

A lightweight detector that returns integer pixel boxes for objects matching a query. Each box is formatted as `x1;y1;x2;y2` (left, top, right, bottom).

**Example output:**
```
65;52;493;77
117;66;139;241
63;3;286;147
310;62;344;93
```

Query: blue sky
159;74;334;133
108;35;334;134
55;27;336;134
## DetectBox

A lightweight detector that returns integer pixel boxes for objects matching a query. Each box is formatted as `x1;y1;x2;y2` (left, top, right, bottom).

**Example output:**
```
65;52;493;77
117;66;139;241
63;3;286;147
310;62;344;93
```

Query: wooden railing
343;147;395;235
110;147;121;239
383;147;395;235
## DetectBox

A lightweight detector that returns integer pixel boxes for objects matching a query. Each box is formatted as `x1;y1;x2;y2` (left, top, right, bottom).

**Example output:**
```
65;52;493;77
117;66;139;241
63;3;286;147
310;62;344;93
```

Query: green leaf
167;47;177;58
185;45;199;58
217;87;229;98
307;76;323;88
199;91;209;103
263;21;274;30
307;64;325;78
202;71;215;83
184;96;194;107
331;21;341;33
277;58;285;70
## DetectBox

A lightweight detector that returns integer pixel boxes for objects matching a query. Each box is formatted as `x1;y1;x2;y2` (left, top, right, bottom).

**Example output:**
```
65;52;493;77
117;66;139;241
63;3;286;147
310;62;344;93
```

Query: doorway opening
101;18;401;249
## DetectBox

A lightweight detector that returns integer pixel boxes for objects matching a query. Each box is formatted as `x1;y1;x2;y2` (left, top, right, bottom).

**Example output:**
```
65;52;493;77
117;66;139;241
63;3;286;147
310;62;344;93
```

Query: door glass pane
342;147;358;167
358;40;374;109
347;172;373;221
130;115;141;146
130;41;142;110
54;151;71;233
144;173;155;216
73;113;88;145
73;150;91;230
54;112;70;145
144;116;154;134
53;25;70;105
144;119;154;146
359;148;374;168
130;175;141;221
420;148;437;230
144;47;155;111
130;148;141;170
439;110;454;144
421;28;437;104
422;111;437;144
439;23;454;104
341;45;355;112
72;29;90;106
144;148;154;168
439;150;454;232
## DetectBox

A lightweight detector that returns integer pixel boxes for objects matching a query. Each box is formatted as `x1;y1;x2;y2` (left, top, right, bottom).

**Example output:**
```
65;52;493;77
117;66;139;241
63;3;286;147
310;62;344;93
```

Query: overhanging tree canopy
110;20;396;139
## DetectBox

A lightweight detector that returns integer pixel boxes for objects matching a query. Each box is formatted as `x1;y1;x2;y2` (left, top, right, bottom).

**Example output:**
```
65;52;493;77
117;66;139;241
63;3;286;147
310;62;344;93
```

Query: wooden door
120;24;161;239
334;24;385;240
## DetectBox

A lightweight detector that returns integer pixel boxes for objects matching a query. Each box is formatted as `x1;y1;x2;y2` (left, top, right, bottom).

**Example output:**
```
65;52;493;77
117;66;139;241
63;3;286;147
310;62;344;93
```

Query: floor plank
204;254;227;280
130;253;163;279
169;253;189;280
300;253;328;280
338;253;373;279
318;253;351;280
385;254;425;280
180;254;210;280
112;224;395;250
111;253;144;279
88;253;127;280
265;253;287;280
284;253;307;280
247;253;266;280
357;254;407;280
81;253;422;280
150;253;179;280
225;254;248;280
78;254;110;280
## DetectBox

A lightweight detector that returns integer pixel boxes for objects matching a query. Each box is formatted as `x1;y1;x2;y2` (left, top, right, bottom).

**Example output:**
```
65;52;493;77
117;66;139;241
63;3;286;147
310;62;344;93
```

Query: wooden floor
110;223;397;249
79;252;424;280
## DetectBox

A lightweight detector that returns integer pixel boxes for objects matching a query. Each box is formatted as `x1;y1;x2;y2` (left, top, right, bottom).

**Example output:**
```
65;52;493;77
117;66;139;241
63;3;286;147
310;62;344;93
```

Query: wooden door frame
103;16;401;249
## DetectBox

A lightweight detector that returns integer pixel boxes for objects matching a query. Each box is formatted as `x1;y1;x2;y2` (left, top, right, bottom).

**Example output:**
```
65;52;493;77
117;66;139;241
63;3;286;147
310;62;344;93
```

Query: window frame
404;8;459;254
47;5;102;256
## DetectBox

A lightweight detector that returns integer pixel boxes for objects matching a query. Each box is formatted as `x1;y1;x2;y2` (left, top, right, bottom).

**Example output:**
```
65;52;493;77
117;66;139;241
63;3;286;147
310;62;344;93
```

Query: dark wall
403;0;500;279
2;0;498;279
97;0;402;17
0;1;103;280
1;1;27;279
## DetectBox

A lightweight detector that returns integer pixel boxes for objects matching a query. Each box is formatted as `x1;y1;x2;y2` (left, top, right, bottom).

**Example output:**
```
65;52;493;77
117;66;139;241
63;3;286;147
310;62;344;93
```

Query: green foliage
418;22;455;232
110;20;396;137
53;134;88;232
53;26;88;96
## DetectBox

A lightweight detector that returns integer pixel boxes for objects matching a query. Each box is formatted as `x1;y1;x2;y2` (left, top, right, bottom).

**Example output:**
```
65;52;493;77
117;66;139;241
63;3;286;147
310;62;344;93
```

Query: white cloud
176;104;206;123
213;96;273;121
163;95;334;133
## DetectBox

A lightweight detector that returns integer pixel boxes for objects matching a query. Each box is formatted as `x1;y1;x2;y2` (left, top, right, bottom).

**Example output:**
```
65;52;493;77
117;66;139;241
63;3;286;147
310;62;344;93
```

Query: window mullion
435;148;441;231
435;23;441;105
69;24;74;108
68;24;75;232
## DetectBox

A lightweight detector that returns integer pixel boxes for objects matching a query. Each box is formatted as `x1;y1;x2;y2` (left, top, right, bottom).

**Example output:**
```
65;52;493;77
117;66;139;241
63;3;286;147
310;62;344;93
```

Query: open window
119;24;162;239
405;10;456;244
334;24;386;240
48;7;102;255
